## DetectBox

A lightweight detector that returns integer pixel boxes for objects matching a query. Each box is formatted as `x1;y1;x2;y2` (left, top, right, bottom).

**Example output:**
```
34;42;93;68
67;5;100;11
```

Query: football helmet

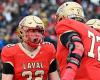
86;19;100;32
17;15;45;48
56;2;85;22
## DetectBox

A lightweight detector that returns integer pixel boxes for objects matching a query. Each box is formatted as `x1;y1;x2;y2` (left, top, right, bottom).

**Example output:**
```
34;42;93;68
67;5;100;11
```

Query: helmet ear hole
59;16;65;21
66;4;68;6
20;31;23;34
19;36;22;39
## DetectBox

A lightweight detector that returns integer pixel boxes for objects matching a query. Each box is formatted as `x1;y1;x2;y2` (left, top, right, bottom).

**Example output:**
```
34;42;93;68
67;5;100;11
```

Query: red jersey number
88;30;100;61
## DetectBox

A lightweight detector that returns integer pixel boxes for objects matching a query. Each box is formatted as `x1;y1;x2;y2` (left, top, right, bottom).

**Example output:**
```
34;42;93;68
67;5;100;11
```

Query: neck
21;42;38;52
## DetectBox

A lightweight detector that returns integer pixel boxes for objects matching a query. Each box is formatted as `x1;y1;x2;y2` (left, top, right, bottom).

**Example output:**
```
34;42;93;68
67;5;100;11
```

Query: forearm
2;63;14;80
2;73;13;80
61;63;77;80
60;31;84;80
49;71;60;80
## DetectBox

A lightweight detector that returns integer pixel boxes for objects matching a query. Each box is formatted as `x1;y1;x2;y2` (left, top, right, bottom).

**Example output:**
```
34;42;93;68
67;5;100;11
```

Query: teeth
67;14;77;18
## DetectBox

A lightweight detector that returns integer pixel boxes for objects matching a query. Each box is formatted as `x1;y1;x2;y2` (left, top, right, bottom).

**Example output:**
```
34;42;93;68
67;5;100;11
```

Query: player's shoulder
1;43;18;56
57;18;84;27
57;18;88;33
41;42;56;59
41;42;56;52
42;42;55;48
3;43;18;50
56;18;67;27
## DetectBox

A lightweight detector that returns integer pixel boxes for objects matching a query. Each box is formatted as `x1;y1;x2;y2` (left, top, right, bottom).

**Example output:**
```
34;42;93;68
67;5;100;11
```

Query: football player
86;19;100;32
55;1;100;80
1;15;59;80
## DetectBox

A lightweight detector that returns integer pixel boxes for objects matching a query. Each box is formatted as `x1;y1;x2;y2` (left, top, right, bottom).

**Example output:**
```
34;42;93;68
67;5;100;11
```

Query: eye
39;29;44;34
30;29;33;32
27;29;34;32
90;26;94;28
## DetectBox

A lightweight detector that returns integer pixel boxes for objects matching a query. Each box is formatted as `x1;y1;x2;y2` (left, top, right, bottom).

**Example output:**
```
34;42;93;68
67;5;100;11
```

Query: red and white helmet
56;2;85;22
17;15;45;48
86;19;100;32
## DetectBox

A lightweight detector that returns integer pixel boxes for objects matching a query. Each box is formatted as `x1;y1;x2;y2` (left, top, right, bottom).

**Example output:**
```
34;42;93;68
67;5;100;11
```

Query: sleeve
56;21;84;80
48;59;57;73
1;47;14;66
2;63;14;74
60;32;84;80
49;44;57;73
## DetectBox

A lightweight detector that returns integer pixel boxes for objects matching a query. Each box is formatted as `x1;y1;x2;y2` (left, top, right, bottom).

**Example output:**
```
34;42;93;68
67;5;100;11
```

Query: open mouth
31;37;42;44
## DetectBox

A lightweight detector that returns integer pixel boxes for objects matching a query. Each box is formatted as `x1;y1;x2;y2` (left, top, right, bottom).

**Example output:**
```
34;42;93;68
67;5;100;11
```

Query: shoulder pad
42;42;52;45
41;42;55;52
6;44;16;48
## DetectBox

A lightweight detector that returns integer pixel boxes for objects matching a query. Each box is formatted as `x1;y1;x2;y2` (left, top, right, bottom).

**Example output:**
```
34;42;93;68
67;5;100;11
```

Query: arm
2;74;13;80
1;45;15;80
60;31;84;80
48;59;60;80
2;63;14;80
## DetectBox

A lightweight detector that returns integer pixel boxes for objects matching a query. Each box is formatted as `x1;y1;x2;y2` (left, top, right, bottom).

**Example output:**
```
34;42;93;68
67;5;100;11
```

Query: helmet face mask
17;15;45;48
86;19;100;32
56;2;85;22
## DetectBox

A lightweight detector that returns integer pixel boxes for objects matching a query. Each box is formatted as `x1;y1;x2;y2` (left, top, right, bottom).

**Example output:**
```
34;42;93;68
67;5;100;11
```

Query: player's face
22;26;44;48
17;15;45;48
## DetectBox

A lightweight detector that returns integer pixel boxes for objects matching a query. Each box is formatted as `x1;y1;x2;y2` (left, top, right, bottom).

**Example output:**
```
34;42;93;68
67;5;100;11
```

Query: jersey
1;42;56;80
55;18;100;80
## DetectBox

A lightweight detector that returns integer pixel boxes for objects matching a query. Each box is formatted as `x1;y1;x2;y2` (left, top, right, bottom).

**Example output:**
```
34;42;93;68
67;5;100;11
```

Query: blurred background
0;0;100;79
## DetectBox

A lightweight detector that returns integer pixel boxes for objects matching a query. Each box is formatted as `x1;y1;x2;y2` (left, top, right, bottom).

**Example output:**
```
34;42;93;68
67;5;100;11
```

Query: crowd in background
0;0;100;79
